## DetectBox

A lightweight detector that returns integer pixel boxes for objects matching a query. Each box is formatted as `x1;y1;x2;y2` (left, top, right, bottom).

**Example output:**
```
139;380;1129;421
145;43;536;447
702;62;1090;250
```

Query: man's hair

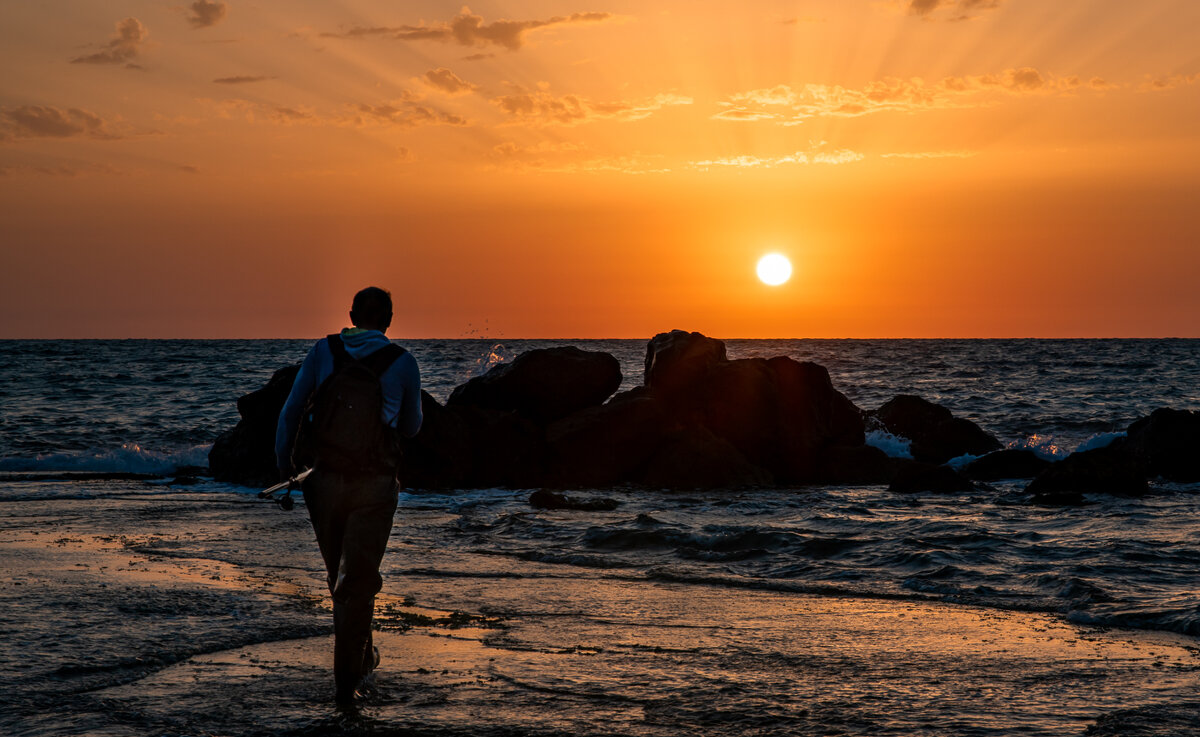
350;286;393;328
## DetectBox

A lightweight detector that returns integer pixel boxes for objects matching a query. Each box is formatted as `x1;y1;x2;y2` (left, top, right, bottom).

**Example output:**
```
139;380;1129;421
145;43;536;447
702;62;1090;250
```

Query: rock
1120;408;1200;481
643;330;726;401
692;356;866;483
544;388;673;488
448;346;621;423
817;444;894;485
1025;446;1148;498
529;489;619;511
208;364;300;487
873;395;1001;464
641;427;773;489
888;462;975;493
769;357;866;481
963;449;1053;481
399;391;474;489
455;406;546;488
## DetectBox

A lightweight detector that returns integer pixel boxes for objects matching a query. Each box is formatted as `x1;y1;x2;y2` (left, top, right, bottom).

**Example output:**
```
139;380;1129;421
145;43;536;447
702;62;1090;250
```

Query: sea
1;338;1199;736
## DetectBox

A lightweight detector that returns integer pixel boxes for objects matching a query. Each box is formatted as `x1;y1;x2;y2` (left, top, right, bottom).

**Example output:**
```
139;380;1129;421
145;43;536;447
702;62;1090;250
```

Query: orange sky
1;1;1198;338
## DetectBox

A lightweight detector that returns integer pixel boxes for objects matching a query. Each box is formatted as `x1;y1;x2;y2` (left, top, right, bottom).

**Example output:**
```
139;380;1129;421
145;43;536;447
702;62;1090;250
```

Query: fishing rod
258;468;312;510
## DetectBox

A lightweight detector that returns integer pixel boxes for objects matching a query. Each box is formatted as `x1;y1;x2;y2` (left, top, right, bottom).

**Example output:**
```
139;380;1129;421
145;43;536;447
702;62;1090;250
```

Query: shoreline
2;486;1199;736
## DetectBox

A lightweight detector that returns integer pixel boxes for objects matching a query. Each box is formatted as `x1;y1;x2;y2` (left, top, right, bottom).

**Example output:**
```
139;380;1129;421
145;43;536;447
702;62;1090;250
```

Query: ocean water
1;339;1199;735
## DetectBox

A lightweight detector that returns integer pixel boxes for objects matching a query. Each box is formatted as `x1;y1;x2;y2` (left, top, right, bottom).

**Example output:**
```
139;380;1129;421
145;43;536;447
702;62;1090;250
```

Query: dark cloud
0;105;115;141
213;75;271;84
324;7;612;50
353;100;468;128
907;0;1002;20
71;17;148;66
422;68;477;95
188;1;228;29
463;52;495;61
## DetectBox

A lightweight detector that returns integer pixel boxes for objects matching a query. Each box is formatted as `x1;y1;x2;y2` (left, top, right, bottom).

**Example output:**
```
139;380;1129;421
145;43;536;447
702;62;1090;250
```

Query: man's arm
385;352;423;438
275;342;321;477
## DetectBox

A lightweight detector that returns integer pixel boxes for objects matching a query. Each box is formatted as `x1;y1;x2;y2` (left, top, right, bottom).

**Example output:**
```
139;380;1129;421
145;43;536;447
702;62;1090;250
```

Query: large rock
1119;408;1200;482
208;364;300;487
873;395;1001;464
642;427;773;489
544;388;673;488
398;391;474;489
963;449;1052;481
643;330;726;401
454;406;546;488
1025;446;1148;499
692;357;865;483
448;346;621;423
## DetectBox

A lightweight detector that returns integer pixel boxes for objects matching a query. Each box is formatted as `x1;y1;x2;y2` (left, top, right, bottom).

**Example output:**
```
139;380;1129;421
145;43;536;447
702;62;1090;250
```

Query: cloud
904;0;1003;21
691;146;864;170
213;75;271;84
0;105;117;141
463;52;495;61
421;68;477;95
71;17;148;66
492;86;692;125
208;98;318;125
188;1;228;29
1140;73;1200;92
203;94;467;128
352;98;468;128
323;7;612;50
715;68;1100;123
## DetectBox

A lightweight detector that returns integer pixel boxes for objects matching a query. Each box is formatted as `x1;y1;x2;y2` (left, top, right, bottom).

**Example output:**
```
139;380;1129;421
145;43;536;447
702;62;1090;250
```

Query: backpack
292;335;407;474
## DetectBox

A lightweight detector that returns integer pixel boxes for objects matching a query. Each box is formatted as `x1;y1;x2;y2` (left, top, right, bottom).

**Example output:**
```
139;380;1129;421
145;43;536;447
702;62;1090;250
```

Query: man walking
275;286;422;706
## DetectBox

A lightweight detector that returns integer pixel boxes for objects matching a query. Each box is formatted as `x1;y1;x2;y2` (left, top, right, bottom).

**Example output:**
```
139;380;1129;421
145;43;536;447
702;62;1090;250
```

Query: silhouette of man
276;286;422;706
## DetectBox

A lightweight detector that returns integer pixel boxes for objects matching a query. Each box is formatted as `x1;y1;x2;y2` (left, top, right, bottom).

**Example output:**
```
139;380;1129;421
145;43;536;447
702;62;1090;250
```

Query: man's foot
359;646;381;688
335;688;368;710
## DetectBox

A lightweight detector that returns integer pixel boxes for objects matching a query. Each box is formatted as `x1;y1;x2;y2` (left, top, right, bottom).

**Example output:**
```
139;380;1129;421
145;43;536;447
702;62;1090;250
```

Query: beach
4;480;1199;737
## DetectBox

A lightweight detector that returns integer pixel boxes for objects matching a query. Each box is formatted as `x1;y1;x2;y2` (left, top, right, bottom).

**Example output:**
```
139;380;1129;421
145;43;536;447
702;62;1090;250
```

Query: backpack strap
326;334;350;369
361;343;406;377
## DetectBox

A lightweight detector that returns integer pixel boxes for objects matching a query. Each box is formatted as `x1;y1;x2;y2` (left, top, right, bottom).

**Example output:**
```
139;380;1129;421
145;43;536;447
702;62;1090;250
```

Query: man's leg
302;471;346;597
330;473;398;702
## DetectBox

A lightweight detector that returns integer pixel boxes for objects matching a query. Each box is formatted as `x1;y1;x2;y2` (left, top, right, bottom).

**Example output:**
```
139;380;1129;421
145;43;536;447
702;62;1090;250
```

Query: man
275;286;422;706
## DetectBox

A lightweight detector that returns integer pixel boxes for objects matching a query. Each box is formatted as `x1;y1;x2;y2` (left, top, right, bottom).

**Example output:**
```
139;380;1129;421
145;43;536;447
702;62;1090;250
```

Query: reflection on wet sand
2;485;1198;736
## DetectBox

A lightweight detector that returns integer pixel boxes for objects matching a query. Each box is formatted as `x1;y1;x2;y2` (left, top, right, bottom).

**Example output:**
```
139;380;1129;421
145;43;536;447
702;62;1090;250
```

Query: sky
1;0;1198;338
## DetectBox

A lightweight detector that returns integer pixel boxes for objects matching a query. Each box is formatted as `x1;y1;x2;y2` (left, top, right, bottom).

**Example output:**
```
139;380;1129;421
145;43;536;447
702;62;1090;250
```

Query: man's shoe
335;688;367;710
359;646;382;689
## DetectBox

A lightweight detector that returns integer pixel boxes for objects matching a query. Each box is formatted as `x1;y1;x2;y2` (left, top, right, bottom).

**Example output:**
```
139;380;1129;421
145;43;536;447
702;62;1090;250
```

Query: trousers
302;468;398;699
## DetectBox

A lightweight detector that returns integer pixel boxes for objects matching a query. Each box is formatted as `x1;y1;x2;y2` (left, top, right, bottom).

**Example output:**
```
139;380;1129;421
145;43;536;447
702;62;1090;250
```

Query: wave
0;443;210;476
864;429;913;459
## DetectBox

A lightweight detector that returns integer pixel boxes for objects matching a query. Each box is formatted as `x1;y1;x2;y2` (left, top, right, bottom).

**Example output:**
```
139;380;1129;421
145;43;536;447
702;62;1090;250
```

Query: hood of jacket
337;328;395;359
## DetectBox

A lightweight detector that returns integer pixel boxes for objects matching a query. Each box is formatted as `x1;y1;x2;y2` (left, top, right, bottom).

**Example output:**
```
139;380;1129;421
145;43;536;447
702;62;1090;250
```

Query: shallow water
2;487;1198;737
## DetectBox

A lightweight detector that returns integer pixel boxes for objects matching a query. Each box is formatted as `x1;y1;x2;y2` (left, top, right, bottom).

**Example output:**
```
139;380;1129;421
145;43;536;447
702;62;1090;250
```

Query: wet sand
2;484;1198;737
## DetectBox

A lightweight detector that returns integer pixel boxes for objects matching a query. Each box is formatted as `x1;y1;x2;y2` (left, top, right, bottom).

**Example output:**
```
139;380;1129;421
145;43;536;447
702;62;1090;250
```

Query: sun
756;253;792;286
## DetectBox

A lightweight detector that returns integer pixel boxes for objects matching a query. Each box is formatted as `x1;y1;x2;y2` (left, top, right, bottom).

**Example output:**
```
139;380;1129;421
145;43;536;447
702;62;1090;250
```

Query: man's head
349;286;393;332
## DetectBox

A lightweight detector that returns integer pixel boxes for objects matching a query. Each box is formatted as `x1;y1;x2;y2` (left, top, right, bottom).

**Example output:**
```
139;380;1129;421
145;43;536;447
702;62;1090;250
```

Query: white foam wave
945;453;979;469
0;443;210;475
865;430;913;459
1075;431;1126;453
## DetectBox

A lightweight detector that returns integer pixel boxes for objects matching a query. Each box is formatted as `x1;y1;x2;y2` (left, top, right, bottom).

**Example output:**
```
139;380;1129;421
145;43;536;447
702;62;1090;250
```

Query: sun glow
756;254;792;286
